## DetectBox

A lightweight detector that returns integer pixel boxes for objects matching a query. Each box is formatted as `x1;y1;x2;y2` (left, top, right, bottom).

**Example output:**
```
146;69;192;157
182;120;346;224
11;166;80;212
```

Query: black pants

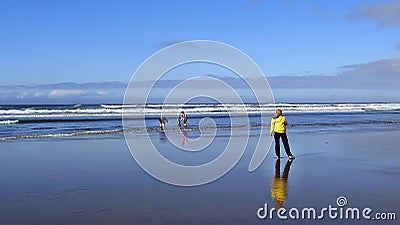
274;132;293;157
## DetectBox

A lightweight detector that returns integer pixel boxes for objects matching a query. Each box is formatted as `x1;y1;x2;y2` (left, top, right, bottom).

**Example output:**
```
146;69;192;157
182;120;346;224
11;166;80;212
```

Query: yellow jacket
270;116;287;134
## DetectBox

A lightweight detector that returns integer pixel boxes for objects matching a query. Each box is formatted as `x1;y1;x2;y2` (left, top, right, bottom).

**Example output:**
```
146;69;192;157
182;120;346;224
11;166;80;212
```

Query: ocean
1;103;400;141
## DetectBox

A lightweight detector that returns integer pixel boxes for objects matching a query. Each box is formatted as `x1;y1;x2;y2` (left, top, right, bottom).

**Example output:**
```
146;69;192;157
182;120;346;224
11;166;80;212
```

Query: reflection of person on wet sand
159;130;166;143
180;128;187;145
271;159;293;209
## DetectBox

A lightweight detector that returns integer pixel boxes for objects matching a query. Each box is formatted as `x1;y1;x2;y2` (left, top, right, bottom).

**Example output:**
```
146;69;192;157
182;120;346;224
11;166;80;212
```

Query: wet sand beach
0;129;399;224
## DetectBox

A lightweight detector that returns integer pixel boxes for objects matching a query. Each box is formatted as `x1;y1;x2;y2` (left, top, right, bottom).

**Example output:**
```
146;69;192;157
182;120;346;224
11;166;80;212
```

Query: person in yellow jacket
270;109;295;159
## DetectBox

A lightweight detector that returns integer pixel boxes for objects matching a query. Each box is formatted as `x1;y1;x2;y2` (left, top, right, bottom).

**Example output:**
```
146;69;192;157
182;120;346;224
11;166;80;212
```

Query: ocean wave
0;103;399;119
0;129;124;141
2;119;400;141
0;125;252;141
16;118;123;124
0;120;19;125
291;120;400;127
100;104;137;109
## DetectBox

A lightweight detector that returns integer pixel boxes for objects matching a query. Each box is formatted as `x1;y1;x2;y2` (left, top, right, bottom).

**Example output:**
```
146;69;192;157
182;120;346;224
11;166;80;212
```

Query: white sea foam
0;103;399;119
0;129;123;141
0;120;19;125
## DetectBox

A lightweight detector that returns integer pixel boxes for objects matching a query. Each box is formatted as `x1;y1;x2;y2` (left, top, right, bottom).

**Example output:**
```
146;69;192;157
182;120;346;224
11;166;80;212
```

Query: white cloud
18;92;29;99
34;92;44;97
266;57;400;90
348;0;400;27
339;57;400;78
159;40;185;47
97;91;110;96
49;89;86;97
0;82;125;104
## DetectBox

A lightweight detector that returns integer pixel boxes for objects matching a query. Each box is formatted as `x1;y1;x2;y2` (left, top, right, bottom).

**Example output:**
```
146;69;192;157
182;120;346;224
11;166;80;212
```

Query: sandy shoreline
0;129;399;224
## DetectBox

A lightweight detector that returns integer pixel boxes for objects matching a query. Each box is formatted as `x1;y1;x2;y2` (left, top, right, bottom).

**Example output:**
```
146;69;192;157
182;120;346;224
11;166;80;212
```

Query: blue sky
0;0;399;103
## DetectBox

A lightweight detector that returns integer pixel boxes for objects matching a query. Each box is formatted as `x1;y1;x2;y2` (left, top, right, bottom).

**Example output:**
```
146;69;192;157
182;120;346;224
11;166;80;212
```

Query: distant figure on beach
270;109;295;159
177;111;188;127
158;116;168;130
271;159;293;209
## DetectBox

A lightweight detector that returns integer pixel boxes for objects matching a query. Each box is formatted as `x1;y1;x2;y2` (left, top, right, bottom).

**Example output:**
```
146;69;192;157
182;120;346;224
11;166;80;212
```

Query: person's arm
270;118;275;136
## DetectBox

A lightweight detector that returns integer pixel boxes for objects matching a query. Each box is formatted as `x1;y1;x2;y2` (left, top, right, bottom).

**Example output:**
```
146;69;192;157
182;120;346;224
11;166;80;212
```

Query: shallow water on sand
0;129;399;224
